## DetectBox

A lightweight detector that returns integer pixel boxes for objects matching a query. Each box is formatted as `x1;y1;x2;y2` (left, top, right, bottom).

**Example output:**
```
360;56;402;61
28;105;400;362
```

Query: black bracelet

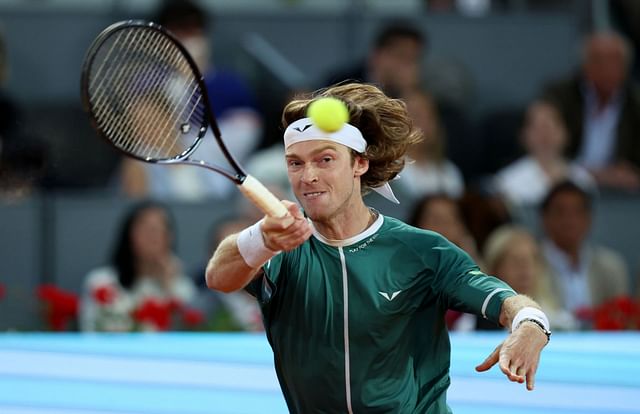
517;318;551;343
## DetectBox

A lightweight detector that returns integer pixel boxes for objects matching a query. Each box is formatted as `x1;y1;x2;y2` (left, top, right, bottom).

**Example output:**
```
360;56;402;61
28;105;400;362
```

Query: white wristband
511;306;550;333
237;219;279;268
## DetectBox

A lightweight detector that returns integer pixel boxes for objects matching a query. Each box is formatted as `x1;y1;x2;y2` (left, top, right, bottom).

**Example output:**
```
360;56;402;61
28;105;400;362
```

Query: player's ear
353;155;369;178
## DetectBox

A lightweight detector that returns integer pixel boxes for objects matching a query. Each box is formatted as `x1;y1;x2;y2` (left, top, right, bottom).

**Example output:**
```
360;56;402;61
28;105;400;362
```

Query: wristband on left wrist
511;306;551;344
516;318;551;344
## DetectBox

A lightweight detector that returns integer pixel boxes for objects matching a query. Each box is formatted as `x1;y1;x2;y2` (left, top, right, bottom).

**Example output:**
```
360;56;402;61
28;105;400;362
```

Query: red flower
132;298;173;331
92;285;117;305
37;284;61;301
37;284;79;331
593;296;640;331
181;307;205;327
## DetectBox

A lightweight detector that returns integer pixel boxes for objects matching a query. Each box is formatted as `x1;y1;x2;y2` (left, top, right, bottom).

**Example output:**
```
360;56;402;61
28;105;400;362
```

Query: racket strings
91;29;156;127
91;29;169;148
144;63;201;158
150;78;205;157
123;35;193;156
106;32;173;150
89;28;138;109
136;53;204;159
124;66;188;156
87;27;205;160
98;30;186;155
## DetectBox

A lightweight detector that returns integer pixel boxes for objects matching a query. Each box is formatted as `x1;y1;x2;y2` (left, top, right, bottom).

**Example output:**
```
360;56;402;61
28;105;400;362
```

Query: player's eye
287;160;302;168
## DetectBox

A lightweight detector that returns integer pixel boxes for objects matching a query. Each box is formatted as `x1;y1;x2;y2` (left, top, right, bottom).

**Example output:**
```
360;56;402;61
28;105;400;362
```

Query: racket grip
238;175;288;218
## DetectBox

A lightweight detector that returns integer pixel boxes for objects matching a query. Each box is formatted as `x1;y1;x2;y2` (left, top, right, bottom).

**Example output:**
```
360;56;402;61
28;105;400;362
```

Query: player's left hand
474;322;548;390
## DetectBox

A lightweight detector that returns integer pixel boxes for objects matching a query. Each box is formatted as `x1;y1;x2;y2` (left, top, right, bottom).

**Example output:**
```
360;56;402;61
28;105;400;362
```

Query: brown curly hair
282;83;422;191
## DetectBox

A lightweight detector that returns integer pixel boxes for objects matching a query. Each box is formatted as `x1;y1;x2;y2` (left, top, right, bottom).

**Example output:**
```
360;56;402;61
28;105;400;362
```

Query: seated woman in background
80;200;196;332
481;225;577;330
493;100;594;208
396;89;465;200
408;194;480;263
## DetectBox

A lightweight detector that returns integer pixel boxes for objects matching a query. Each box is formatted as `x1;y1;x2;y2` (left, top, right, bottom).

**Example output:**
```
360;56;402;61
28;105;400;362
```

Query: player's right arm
205;201;312;293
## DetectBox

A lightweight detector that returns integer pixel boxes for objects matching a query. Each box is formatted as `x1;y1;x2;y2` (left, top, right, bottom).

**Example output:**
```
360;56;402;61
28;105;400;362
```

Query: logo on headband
293;124;313;133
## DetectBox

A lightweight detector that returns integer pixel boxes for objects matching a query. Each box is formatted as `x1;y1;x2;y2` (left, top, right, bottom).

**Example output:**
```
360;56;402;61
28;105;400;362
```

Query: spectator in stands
80;200;197;332
483;225;576;330
485;226;546;300
540;181;630;328
324;21;424;99
542;31;640;192
493;100;594;208
408;194;481;264
121;0;262;201
324;21;477;182
395;89;465;200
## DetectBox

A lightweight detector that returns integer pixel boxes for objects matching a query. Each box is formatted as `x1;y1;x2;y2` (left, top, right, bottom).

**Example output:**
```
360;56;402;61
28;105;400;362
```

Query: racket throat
176;159;245;183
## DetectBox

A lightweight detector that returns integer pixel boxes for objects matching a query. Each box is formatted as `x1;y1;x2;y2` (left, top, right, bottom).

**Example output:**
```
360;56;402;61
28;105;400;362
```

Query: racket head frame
80;19;247;184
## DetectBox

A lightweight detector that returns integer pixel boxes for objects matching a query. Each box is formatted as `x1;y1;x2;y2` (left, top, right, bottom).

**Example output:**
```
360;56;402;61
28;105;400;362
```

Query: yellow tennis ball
307;97;349;132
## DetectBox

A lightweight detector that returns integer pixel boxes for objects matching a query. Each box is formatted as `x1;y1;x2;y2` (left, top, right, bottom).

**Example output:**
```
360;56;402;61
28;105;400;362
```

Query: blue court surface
0;332;638;414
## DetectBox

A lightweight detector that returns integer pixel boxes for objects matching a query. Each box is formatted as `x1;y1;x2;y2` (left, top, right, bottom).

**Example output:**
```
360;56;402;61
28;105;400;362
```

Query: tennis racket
80;20;287;218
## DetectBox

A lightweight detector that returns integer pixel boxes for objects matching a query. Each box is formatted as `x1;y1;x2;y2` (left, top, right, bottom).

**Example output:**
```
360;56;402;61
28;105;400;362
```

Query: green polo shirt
248;214;515;413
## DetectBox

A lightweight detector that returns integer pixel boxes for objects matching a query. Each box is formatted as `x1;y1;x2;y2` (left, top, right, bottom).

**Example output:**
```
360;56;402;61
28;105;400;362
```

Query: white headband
283;117;399;204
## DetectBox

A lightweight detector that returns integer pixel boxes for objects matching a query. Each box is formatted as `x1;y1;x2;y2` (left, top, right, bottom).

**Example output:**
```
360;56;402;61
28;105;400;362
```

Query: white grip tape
237;219;279;269
511;306;550;333
238;175;288;218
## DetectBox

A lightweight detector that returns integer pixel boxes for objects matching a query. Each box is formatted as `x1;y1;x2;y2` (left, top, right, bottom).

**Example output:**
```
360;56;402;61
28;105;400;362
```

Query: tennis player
206;83;550;413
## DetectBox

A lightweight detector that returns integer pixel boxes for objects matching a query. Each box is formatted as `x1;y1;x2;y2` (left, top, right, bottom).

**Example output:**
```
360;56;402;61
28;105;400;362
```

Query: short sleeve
245;253;284;305
431;236;516;324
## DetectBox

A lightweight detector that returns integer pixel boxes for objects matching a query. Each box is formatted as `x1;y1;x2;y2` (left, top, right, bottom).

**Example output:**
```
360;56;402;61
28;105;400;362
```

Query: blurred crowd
1;0;640;332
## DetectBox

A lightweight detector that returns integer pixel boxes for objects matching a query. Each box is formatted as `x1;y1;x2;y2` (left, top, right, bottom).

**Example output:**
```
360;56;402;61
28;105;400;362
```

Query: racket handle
238;175;288;218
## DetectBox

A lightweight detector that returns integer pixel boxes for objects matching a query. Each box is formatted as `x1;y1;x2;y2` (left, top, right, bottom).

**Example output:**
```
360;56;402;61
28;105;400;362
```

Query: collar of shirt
542;238;591;277
311;210;384;248
542;238;593;311
582;82;623;116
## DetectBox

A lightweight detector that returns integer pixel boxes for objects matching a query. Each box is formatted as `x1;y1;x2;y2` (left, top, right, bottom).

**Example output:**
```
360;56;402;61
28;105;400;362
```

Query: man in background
540;181;630;327
543;31;640;192
324;21;425;98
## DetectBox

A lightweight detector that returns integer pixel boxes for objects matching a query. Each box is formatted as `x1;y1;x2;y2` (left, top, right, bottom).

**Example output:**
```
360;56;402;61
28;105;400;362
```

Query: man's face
371;38;422;95
542;190;591;252
583;35;627;98
285;140;368;222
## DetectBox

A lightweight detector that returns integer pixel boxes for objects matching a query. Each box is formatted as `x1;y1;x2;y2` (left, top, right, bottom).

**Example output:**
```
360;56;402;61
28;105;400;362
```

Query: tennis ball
307;97;349;132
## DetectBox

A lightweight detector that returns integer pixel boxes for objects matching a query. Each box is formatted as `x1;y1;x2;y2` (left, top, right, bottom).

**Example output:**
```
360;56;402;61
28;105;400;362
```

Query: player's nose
300;165;319;184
